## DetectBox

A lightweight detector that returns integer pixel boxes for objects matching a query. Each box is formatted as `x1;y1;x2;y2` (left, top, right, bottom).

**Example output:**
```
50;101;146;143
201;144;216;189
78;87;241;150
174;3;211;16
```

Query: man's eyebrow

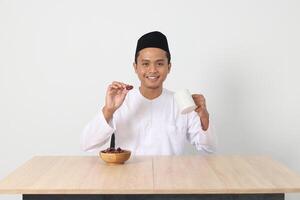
140;58;166;62
155;59;166;62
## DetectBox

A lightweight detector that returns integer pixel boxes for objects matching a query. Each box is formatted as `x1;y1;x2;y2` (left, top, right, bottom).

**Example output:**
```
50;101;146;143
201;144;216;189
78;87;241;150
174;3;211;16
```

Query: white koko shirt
81;88;217;155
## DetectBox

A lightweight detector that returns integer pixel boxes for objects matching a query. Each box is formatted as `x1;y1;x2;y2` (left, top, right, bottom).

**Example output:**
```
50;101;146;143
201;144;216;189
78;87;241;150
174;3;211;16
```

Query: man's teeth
147;76;158;79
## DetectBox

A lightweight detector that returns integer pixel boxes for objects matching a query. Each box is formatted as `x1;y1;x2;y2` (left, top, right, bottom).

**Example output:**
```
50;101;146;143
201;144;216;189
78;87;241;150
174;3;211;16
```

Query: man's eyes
141;62;165;66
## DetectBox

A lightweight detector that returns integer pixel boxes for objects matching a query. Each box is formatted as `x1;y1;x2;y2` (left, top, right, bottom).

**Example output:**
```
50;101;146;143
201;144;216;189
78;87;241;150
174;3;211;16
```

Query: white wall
1;0;299;199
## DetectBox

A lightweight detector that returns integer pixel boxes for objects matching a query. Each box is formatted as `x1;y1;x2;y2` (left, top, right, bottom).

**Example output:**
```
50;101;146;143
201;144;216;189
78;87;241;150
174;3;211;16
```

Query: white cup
174;89;197;114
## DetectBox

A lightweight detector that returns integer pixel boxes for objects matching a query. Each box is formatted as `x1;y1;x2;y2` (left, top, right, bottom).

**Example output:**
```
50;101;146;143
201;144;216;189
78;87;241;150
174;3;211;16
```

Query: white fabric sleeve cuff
195;122;218;153
80;112;115;152
187;112;218;154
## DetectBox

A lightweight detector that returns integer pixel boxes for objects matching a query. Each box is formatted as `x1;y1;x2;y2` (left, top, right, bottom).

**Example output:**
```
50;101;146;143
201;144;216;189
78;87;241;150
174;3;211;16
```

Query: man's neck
139;86;163;100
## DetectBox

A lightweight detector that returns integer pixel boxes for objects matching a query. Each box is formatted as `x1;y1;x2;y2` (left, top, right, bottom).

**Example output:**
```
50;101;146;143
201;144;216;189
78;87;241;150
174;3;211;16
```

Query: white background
1;0;300;199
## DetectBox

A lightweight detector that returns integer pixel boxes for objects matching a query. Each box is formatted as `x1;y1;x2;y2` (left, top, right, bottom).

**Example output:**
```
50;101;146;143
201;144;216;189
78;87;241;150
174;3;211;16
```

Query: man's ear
168;62;171;73
133;62;138;73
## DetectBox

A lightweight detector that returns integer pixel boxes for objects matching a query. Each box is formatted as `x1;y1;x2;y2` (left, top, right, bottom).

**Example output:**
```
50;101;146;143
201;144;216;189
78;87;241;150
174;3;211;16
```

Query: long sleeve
80;111;115;152
186;112;217;153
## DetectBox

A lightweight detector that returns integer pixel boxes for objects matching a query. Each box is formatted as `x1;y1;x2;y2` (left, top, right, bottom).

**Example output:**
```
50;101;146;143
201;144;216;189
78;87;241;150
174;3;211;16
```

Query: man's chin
145;84;161;90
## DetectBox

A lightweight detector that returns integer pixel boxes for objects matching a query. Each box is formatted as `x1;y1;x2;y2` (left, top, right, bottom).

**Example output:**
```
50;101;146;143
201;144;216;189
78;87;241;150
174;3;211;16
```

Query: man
81;31;216;155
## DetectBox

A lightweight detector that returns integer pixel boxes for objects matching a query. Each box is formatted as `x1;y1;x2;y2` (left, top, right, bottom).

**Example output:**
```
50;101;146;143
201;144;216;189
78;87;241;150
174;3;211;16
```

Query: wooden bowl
99;150;131;165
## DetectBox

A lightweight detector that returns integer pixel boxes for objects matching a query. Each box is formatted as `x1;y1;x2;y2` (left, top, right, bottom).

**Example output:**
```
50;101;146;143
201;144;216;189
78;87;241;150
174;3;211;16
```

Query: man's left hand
192;94;209;131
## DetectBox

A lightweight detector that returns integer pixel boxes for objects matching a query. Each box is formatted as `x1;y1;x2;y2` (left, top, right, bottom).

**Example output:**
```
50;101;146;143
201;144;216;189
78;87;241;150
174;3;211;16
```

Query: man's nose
148;64;158;72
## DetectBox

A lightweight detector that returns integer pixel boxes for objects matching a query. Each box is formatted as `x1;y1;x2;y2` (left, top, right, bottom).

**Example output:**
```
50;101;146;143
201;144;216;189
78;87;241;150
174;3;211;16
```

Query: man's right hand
102;81;132;122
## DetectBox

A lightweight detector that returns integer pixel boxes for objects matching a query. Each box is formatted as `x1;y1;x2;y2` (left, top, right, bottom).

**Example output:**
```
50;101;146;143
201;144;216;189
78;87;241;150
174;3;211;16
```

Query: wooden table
0;155;300;200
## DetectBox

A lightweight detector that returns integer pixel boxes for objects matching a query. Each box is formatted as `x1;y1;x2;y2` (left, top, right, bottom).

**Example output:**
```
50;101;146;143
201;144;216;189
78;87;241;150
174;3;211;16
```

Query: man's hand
102;81;133;122
192;94;209;131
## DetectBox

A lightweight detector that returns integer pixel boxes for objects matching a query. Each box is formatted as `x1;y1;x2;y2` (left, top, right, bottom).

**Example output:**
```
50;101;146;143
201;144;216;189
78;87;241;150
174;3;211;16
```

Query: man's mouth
146;75;160;81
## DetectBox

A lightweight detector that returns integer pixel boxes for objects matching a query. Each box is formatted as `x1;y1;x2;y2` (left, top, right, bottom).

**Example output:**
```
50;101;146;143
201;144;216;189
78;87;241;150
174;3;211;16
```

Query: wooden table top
0;155;300;194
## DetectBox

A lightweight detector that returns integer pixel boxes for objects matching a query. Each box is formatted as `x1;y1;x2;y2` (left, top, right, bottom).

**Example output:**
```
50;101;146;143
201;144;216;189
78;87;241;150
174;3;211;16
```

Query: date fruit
101;147;125;153
126;85;133;90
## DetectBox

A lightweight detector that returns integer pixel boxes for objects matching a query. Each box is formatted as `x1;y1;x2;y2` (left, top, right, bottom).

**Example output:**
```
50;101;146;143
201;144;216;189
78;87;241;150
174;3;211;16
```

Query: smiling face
133;48;171;91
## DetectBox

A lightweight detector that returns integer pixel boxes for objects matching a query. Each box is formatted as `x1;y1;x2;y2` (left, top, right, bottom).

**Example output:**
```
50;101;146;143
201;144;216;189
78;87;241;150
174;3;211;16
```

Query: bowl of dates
99;147;131;165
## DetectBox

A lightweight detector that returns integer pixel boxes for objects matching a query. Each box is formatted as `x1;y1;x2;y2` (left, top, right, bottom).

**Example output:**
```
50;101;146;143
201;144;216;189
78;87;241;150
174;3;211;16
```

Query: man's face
134;48;171;90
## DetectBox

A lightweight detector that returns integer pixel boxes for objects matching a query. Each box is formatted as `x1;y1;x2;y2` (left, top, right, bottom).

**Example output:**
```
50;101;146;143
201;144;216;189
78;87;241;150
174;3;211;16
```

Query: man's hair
134;51;171;64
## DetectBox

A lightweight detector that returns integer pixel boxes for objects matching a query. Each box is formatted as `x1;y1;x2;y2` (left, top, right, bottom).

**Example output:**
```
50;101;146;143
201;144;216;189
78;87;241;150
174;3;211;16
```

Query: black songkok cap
135;31;170;57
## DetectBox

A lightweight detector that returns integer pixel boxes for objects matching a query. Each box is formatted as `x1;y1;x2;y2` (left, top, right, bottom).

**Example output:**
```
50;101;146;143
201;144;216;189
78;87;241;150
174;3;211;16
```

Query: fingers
111;81;127;90
195;106;202;113
107;81;133;94
192;94;207;110
192;94;205;104
194;96;209;118
108;81;126;91
192;94;205;101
